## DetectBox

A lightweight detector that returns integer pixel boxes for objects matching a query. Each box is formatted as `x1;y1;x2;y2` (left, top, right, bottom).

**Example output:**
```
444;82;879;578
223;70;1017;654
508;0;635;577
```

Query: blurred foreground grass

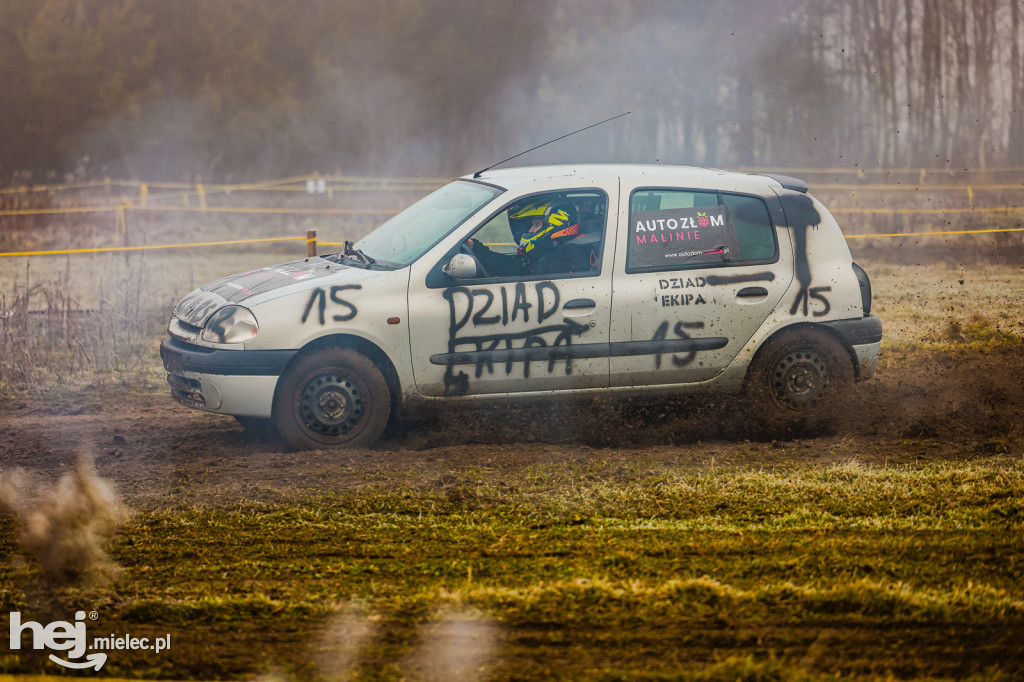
2;457;1023;679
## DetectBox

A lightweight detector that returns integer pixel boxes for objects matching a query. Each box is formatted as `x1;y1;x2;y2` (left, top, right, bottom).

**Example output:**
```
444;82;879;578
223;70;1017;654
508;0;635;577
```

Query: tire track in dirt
1;346;1021;507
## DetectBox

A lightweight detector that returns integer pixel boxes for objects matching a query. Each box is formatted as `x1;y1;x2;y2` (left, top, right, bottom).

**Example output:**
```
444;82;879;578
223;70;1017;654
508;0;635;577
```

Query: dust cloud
1;450;124;587
402;611;501;682
248;606;498;680
312;608;379;681
0;467;25;515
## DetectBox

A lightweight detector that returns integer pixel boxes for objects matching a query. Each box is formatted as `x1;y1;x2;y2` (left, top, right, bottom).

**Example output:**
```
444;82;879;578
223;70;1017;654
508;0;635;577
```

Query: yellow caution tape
0;175;310;195
741;166;1024;175
0;205;401;216
237;184;443;193
0;236;303;257
325;174;450;184
9;225;1019;258
0;173;443;196
0;179;138;194
832;206;1024;214
844;226;1024;239
0;206;120;215
135;205;400;215
811;183;1024;191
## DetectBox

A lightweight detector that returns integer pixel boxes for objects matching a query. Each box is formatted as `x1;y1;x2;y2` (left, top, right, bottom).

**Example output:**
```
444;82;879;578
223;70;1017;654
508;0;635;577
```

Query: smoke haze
1;1;1021;180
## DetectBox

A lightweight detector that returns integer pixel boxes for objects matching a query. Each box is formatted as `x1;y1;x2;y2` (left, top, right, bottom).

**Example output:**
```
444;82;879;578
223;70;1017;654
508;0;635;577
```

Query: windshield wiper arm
343;240;375;267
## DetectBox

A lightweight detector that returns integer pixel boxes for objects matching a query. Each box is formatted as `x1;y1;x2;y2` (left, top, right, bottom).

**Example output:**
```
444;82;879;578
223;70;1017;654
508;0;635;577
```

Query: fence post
307;230;317;257
116;204;127;236
119;205;130;263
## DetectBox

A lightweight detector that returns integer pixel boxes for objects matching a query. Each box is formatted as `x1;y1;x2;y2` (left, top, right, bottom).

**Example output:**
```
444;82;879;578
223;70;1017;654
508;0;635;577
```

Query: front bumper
851;342;880;381
160;336;296;417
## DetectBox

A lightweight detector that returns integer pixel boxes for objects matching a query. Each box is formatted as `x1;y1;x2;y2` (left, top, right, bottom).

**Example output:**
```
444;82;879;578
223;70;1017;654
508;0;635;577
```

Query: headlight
201;305;259;344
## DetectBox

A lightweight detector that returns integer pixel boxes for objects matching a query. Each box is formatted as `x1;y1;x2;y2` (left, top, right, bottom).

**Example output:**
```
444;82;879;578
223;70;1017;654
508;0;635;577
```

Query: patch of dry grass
869;262;1024;346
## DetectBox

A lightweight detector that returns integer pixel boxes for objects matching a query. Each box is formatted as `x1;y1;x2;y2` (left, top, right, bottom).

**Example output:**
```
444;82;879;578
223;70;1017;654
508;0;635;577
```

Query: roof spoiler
760;173;809;193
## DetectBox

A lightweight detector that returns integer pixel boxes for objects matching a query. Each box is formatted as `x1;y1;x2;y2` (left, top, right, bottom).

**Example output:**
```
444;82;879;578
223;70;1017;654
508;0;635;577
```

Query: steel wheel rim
299;373;365;438
770;349;830;408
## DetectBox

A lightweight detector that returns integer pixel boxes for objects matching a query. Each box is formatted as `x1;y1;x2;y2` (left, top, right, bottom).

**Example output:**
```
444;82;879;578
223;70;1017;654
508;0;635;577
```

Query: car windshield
347;180;503;266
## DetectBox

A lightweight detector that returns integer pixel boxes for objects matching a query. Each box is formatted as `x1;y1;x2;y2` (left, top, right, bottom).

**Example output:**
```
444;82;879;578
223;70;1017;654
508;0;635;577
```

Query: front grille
167;374;201;392
170;388;206;408
167;374;205;407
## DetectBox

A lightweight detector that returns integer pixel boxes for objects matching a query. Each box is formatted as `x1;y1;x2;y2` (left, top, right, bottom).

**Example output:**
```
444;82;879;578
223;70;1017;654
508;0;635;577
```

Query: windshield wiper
343;240;375;267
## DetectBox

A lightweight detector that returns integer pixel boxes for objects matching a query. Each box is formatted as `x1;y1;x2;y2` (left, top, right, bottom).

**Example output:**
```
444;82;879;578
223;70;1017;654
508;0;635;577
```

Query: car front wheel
273;346;391;450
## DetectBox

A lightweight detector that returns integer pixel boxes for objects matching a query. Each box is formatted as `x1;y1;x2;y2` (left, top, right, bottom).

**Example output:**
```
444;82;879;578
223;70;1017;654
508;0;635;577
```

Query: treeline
0;0;545;181
1;0;1021;183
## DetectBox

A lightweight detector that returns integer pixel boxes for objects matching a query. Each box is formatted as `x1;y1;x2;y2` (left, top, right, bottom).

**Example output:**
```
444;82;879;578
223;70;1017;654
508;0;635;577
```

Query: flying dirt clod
14;450;124;587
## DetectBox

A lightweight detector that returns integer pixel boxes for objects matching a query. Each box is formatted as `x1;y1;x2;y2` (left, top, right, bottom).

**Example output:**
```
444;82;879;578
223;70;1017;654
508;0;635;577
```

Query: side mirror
442;253;478;279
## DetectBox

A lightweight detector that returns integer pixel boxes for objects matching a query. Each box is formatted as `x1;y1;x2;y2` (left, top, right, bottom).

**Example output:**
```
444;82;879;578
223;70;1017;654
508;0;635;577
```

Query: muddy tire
746;329;854;418
273;347;391;450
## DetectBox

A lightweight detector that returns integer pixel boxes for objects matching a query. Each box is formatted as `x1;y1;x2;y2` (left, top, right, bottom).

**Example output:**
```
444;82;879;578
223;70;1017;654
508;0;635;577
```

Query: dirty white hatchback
161;165;881;449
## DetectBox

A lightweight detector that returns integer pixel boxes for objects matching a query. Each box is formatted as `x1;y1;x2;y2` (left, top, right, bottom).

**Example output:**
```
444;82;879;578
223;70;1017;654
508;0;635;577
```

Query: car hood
173;257;384;327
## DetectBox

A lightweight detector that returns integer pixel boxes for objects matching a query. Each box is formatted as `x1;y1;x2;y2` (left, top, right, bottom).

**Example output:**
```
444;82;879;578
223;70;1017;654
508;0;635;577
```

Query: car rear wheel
273;347;390;450
747;329;853;415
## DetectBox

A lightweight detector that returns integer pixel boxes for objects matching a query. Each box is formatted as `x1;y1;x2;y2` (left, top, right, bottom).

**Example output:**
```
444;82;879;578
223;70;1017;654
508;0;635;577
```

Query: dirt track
2;344;1021;508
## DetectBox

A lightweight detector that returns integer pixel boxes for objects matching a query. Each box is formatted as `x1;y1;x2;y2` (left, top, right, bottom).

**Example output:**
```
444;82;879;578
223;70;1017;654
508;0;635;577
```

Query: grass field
3;455;1024;679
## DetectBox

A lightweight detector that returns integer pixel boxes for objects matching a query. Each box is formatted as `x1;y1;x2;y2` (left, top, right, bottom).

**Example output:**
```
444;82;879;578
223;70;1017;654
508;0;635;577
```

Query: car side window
461;190;608;282
721;192;777;261
472;212;517;255
626;188;777;273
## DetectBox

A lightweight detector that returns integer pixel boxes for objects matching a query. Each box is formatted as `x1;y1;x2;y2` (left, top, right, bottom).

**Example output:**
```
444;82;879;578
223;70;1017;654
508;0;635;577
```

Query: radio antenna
473;111;631;178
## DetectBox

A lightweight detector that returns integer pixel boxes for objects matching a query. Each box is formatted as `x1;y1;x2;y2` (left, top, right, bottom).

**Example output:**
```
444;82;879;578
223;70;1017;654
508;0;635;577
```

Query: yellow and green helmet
513;201;580;255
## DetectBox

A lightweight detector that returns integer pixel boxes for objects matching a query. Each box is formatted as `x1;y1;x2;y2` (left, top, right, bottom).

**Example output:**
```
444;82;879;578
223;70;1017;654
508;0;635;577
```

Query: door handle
563;298;596;309
737;287;768;298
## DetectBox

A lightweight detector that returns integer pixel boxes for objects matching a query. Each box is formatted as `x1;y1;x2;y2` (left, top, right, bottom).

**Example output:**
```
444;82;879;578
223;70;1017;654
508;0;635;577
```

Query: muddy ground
2;343;1021;507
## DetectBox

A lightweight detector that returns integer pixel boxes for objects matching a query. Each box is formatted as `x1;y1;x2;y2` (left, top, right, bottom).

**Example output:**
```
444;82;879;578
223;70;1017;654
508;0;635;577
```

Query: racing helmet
507;201;548;243
514;201;580;256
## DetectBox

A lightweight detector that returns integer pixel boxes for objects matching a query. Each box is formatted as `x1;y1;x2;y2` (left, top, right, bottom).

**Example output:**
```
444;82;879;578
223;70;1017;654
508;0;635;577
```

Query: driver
465;200;598;277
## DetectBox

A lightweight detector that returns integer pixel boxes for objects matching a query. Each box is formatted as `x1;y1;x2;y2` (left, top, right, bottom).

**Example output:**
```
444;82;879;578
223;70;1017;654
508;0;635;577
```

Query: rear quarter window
722;192;777;262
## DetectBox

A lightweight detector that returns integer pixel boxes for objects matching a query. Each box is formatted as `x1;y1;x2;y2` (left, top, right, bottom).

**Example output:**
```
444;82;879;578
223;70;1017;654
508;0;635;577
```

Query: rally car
161;164;881;449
